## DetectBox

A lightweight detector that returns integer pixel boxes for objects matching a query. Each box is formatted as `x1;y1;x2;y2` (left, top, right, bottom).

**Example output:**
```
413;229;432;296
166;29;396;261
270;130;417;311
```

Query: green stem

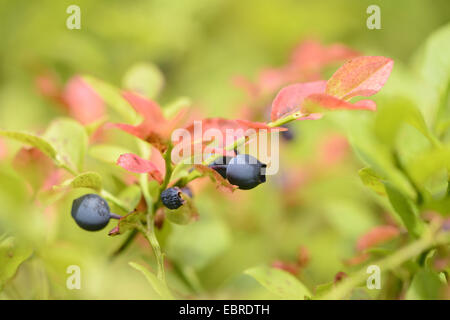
321;225;450;300
392;151;424;205
139;173;167;284
100;189;133;212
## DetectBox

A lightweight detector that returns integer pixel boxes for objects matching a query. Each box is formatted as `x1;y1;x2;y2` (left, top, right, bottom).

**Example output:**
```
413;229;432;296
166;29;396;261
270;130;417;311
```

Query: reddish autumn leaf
122;91;165;124
271;81;327;121
62;76;105;125
193;164;237;193
117;153;164;184
180;118;284;148
35;72;64;104
13;147;61;192
303;93;377;113
318;134;349;166
271;260;299;275
326;56;394;100
232;75;259;97
356;225;400;251
257;67;292;93
0;138;6;159
109;91;188;152
290;39;360;74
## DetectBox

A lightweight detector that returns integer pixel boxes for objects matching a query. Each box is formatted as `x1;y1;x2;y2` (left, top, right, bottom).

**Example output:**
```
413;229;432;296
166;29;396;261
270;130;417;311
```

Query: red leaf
13;147;61;192
0;138;6;159
326;56;394;100
193;164;237;193
62;76;105;125
109;92;184;152
271;81;327;121
122;91;165;124
180;118;282;148
117;153;164;183
303;93;377;112
356;225;400;251
290;39;360;74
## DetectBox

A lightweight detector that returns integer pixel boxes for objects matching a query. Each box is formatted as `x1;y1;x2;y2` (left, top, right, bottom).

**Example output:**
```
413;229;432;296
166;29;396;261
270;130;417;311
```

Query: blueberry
71;194;114;231
226;154;266;190
208;156;232;179
281;124;295;141
161;187;185;209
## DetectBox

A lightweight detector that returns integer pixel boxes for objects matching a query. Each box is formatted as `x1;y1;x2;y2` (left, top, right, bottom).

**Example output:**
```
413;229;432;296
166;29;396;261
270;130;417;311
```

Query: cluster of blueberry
161;154;266;210
71;154;266;231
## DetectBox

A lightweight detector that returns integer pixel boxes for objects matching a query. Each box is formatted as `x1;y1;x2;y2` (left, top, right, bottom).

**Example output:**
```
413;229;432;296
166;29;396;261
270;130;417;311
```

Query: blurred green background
0;0;449;299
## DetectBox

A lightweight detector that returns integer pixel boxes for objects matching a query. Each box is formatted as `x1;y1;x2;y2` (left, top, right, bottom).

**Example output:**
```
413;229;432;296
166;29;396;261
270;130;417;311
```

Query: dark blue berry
161;187;184;209
71;194;112;231
281;124;295;141
226;154;266;190
208;156;232;179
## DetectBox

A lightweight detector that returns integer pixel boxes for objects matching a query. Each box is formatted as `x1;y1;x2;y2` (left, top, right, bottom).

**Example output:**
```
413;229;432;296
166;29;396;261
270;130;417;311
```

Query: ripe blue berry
161;187;185;209
71;194;113;231
281;124;295;141
226;154;266;190
208;156;232;179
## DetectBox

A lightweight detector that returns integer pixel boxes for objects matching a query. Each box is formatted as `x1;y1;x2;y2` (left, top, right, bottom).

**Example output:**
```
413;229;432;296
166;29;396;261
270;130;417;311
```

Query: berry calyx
208;156;232;179
161;187;185;209
226;154;266;190
71;194;119;231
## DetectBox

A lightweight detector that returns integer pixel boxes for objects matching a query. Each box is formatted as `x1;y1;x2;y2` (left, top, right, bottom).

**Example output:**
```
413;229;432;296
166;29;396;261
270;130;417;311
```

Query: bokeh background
0;0;449;299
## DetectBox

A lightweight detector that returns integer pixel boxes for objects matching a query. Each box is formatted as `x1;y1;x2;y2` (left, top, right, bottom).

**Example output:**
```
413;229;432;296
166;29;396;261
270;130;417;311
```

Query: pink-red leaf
271;81;327;121
117;153;163;183
290;40;360;74
62;76;105;125
326;56;394;100
356;225;400;251
122;91;165;124
181;118;284;148
303;93;377;112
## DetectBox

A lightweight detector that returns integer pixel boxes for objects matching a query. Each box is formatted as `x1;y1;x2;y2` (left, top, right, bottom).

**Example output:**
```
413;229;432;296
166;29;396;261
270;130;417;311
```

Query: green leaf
122;62;165;99
374;97;438;148
89;144;132;164
384;182;425;238
55;172;102;192
407;145;450;186
0;237;33;291
165;193;198;225
349;124;415;198
44;118;88;173
416;23;450;104
129;262;174;299
406;269;445;300
108;211;142;236
359;167;386;196
0;130;57;160
83;75;137;123
244;266;311;300
167;215;230;269
117;185;142;212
